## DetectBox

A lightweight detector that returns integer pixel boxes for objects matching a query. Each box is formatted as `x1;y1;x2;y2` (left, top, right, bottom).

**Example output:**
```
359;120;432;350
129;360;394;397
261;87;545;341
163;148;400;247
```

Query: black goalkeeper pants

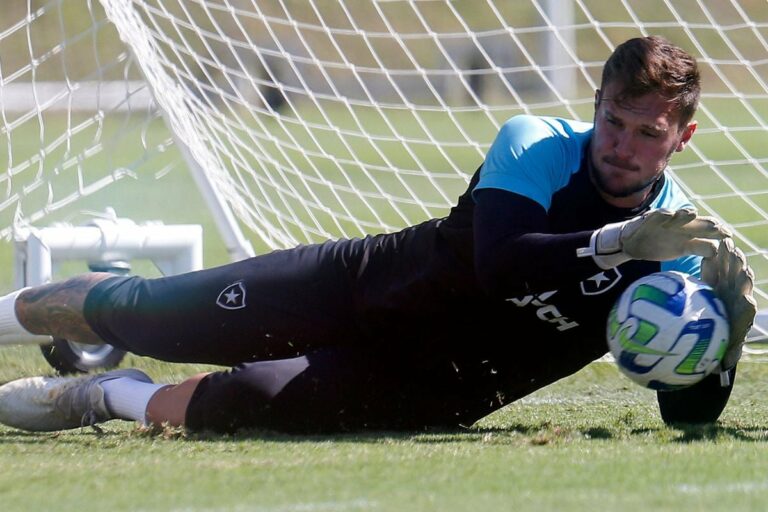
183;348;463;433
84;241;366;366
83;241;485;433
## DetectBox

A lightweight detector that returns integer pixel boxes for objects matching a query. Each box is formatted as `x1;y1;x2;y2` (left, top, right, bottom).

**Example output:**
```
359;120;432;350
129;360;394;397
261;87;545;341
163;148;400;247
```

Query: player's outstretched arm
473;194;731;298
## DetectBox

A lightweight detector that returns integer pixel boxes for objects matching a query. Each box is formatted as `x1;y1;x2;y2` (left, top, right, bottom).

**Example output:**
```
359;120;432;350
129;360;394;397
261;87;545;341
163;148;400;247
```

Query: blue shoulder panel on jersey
653;175;703;278
649;172;695;211
473;115;593;211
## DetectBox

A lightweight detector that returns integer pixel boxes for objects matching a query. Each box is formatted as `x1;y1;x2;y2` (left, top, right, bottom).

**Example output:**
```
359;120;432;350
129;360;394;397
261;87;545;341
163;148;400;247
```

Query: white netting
2;1;768;329
0;0;175;231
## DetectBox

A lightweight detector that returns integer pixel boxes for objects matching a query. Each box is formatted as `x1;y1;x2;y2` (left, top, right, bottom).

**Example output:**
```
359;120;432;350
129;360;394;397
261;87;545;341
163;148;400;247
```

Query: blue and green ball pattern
607;271;729;390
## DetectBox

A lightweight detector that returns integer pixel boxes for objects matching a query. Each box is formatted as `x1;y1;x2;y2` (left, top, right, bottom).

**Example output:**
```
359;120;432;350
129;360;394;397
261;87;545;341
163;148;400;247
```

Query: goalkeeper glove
701;238;757;378
577;208;731;270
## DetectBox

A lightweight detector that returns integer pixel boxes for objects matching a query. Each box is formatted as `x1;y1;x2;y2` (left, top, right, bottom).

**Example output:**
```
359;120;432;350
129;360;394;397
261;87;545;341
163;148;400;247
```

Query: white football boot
0;368;152;432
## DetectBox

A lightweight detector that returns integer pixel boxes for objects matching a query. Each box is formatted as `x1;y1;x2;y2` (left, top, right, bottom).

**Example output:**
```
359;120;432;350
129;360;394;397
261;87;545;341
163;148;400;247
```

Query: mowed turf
0;109;767;511
1;346;768;511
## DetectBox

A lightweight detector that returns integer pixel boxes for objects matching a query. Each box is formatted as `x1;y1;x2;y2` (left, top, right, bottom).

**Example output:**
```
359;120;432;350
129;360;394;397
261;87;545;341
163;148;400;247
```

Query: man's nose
613;131;633;159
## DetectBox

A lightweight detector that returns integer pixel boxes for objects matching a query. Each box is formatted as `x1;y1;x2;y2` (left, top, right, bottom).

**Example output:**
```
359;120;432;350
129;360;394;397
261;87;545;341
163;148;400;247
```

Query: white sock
0;288;52;345
101;377;168;424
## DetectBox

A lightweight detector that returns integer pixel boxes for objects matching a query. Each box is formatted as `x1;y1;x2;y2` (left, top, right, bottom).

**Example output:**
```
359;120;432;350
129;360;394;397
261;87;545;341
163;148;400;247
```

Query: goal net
2;0;767;339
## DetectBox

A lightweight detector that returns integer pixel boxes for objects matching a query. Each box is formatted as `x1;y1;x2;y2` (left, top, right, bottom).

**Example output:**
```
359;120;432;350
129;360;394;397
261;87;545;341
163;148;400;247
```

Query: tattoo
15;273;115;345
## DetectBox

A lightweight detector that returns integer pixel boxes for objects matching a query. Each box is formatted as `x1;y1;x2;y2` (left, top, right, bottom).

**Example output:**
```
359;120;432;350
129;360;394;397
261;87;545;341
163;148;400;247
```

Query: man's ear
676;121;697;152
594;89;601;109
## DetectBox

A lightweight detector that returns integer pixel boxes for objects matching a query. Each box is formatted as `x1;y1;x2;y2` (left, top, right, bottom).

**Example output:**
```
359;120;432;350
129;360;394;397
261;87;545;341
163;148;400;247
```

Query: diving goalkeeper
0;36;756;434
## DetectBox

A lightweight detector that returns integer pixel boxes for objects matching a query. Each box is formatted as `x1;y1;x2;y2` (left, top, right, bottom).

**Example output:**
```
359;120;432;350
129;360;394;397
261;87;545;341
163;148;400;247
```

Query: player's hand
577;208;731;269
701;238;757;373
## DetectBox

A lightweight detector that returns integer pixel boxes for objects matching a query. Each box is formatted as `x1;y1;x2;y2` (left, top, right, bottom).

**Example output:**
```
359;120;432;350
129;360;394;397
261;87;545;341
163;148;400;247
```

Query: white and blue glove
577;208;732;270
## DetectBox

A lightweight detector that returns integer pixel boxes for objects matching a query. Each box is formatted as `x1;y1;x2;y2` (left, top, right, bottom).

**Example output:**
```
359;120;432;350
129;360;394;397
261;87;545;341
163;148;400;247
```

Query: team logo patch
216;282;247;310
580;268;622;296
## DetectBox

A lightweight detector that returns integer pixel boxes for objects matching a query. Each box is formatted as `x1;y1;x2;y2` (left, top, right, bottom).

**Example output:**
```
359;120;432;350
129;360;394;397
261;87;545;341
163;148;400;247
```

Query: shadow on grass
2;419;767;445
175;420;768;445
628;422;768;443
664;423;768;443
164;422;620;445
0;427;127;445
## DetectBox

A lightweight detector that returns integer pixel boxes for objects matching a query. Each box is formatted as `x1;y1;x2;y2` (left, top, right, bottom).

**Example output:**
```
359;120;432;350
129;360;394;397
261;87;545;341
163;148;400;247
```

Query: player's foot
0;368;153;432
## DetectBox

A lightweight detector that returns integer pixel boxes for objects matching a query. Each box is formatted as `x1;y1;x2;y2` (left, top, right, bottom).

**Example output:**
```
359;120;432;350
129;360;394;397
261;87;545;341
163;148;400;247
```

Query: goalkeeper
0;36;756;434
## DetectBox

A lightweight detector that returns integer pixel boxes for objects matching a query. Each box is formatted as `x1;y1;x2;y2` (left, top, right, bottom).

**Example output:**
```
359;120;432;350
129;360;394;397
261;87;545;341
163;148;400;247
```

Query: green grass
0;108;767;510
1;6;768;509
1;351;768;511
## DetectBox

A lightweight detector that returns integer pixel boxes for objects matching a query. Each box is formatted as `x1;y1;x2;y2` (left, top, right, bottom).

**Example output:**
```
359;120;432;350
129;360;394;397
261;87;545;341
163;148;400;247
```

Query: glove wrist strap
576;223;632;270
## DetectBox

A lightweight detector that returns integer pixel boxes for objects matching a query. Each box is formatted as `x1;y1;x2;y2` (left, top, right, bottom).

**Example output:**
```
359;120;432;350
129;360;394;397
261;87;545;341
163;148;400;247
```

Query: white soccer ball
607;271;729;390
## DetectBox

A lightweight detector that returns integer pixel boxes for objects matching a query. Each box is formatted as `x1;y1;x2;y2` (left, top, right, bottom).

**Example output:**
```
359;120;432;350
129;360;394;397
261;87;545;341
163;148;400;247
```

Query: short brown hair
600;36;700;127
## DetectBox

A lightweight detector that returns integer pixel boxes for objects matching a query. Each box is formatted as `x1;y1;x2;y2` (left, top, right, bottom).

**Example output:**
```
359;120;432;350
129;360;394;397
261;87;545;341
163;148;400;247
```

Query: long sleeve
473;188;603;297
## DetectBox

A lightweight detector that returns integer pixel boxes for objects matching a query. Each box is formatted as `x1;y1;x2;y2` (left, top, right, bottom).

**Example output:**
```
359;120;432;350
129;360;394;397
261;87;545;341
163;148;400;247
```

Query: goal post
1;0;767;343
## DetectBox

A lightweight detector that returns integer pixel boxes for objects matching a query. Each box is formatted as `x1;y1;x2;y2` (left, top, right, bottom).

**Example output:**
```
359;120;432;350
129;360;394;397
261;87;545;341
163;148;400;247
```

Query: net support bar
171;126;256;261
6;219;201;346
14;221;203;288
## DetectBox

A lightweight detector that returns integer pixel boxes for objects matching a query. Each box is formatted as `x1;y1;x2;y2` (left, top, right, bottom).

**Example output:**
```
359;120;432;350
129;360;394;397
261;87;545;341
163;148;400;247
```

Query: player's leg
0;367;164;431
145;373;209;427
83;242;364;365
0;240;365;366
0;272;114;345
0;367;211;432
0;348;388;433
0;344;496;433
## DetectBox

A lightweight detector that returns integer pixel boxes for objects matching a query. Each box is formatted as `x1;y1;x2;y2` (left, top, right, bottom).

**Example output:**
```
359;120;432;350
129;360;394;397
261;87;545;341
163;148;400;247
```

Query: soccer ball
606;271;729;390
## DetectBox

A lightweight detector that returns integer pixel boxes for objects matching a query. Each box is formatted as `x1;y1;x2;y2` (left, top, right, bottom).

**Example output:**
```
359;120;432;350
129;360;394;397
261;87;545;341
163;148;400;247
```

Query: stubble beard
589;143;676;201
590;160;660;199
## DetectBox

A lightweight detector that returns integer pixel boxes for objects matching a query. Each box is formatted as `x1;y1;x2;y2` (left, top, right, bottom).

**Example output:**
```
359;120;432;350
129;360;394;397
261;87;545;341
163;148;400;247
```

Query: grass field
0;108;767;509
3;2;768;508
1;347;768;512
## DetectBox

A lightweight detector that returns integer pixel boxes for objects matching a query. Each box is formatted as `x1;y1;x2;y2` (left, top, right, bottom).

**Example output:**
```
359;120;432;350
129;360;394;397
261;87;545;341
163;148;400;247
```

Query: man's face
590;82;696;208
